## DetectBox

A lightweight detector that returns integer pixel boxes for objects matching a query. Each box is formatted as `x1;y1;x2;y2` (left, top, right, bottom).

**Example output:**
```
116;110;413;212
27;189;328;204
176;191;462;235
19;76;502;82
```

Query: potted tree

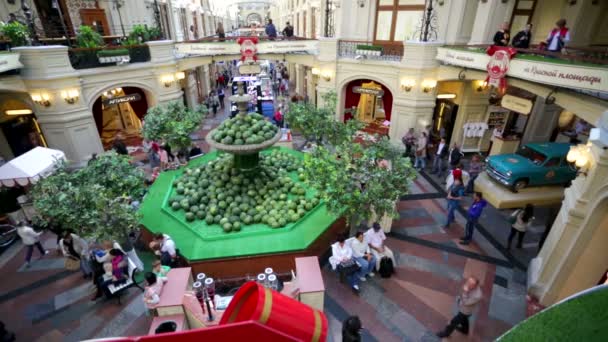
0;21;29;48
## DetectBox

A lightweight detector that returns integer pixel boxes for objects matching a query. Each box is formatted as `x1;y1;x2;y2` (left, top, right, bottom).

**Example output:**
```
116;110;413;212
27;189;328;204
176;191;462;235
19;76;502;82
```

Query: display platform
475;172;565;209
139;147;345;277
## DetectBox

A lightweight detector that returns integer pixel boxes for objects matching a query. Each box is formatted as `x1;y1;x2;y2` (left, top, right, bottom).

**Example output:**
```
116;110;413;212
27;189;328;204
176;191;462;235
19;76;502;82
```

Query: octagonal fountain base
139;147;346;278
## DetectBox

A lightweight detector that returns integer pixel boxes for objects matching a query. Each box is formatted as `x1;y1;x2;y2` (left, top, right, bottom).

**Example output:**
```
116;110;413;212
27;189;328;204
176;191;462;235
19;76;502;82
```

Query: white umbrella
0;147;66;187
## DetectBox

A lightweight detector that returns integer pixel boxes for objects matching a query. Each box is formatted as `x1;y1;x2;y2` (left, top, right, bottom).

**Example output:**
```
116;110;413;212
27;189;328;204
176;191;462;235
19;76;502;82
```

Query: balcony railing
448;44;608;66
338;40;403;62
68;45;151;70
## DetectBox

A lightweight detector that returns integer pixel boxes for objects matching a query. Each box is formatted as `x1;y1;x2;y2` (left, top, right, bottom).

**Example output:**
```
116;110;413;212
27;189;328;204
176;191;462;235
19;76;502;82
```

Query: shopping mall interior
0;0;607;341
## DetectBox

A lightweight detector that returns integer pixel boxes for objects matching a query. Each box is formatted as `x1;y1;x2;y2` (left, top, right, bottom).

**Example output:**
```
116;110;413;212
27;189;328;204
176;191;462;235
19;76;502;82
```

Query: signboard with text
500;94;533;114
175;40;318;56
102;93;141;107
436;47;608;92
353;86;384;97
238;63;262;75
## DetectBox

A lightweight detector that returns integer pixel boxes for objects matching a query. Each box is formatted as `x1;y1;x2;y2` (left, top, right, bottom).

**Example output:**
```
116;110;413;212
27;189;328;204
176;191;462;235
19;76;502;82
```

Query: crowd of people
493;18;570;52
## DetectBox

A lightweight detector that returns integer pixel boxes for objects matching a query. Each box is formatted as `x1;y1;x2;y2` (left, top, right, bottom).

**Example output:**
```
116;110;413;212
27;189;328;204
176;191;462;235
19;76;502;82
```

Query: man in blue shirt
265;19;277;39
460;192;488;245
443;178;465;229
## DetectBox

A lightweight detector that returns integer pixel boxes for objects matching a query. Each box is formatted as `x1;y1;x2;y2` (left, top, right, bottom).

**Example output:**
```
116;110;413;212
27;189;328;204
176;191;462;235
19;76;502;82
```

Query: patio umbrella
0;147;66;187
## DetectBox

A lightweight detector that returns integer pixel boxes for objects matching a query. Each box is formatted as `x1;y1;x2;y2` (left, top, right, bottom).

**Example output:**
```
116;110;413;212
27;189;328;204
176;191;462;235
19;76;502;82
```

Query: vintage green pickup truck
486;143;578;192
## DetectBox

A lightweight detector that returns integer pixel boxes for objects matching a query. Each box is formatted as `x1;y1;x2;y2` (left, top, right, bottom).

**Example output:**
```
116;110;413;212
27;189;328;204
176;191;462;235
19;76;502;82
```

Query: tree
304;137;416;225
285;91;363;146
30;152;144;243
142;101;207;153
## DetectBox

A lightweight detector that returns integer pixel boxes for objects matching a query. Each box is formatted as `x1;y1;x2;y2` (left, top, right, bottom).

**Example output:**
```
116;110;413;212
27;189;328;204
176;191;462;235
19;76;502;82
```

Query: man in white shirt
329;234;361;292
545;19;570;52
152;233;176;266
365;223;396;270
351;231;376;281
431;138;448;176
16;221;48;267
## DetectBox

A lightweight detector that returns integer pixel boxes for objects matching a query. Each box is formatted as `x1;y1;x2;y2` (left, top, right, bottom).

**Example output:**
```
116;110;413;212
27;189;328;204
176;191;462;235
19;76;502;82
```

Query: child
152;259;170;282
143;272;164;314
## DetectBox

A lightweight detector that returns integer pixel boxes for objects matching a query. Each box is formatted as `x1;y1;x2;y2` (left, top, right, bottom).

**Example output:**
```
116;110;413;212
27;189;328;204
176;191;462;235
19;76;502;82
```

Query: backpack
379;257;394;278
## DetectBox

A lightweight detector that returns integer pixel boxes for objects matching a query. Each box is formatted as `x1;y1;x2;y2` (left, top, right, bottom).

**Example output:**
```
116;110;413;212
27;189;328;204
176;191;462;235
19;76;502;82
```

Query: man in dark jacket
492;22;510;46
265;19;277;38
460;192;487;245
512;24;532;48
282;22;294;38
448;143;463;170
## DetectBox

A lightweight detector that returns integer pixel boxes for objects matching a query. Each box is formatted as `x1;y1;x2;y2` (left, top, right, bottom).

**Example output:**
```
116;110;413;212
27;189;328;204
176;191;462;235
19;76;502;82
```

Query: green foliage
120;37;140;47
285;91;362;146
0;21;29;47
76;25;104;48
356;44;383;52
97;48;129;57
304;136;416;225
142;101;207;152
129;24;162;43
30;152;145;241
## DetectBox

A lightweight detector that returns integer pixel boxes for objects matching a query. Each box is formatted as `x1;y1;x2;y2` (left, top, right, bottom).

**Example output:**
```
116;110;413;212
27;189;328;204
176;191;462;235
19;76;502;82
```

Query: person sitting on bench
92;249;127;300
365;222;396;270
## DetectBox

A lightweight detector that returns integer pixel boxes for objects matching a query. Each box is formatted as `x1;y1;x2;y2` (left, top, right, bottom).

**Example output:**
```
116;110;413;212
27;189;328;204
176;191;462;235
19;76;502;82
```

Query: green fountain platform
139;147;338;262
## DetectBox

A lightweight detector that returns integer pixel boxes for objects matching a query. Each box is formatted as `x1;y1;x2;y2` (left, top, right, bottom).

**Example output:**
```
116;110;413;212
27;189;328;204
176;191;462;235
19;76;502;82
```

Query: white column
468;0;515;45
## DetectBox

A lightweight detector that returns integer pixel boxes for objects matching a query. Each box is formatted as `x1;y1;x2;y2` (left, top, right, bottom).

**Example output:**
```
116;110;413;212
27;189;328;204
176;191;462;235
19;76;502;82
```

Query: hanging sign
500;94;533;115
237;37;259;63
102;93;141;106
238;63;262;75
485;46;517;93
353;86;384;97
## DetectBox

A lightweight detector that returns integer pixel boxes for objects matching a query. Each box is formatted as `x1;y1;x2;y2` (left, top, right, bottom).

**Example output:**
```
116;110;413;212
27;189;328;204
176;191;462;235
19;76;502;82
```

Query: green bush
76;25;104;48
129;24;162;43
0;21;29;47
97;48;129;57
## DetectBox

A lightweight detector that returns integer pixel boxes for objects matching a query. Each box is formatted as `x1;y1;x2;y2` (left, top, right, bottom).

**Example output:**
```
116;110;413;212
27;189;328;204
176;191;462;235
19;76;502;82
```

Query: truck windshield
516;146;547;165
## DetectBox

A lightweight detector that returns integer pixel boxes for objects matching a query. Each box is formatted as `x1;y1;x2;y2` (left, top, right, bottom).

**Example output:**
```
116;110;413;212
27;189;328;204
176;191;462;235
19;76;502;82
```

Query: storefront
343;79;392;135
92;87;149;149
0;94;46;160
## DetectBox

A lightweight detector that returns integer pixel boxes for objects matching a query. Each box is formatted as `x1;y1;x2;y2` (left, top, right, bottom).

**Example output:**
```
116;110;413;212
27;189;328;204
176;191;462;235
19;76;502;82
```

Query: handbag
64;257;80;271
508;209;520;225
339;259;360;276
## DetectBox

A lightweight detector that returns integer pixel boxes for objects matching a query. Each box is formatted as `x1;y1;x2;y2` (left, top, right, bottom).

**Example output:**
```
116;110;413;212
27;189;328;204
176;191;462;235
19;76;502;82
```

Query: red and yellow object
220;281;327;342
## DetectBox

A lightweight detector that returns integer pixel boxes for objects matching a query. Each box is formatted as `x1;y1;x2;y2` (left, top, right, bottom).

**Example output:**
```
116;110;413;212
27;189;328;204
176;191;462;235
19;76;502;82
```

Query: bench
107;257;144;304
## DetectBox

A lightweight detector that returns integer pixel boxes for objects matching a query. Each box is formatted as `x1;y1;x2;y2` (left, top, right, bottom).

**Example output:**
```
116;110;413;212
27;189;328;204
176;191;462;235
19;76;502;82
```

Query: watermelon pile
211;113;279;145
168;150;320;233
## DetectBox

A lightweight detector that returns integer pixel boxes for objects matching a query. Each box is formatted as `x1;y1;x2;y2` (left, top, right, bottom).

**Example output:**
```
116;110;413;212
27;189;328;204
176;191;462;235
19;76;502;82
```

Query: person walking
265;19;277;39
466;154;483;193
436;276;483;338
282;21;294;38
431;138;448;176
59;231;93;278
448;143;463;172
414;132;428;171
16;221;48;268
207;91;220;117
460;192;487;245
545;19;570;52
508;204;534;249
401;128;416;158
351;231;376;281
443;177;465;229
217;87;225;109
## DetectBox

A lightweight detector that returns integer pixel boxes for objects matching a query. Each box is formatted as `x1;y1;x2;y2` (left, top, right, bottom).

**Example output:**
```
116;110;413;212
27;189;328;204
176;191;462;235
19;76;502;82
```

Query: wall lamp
421;79;437;93
161;74;176;87
61;89;79;104
321;70;332;81
176;71;186;80
401;79;415;92
31;93;51;107
476;80;488;92
567;143;592;175
311;67;321;76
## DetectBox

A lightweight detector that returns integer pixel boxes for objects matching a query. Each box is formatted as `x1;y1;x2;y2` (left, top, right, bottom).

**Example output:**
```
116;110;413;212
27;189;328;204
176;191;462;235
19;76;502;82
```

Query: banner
0;53;23;73
353;86;384;97
175;40;318;56
102;93;141;107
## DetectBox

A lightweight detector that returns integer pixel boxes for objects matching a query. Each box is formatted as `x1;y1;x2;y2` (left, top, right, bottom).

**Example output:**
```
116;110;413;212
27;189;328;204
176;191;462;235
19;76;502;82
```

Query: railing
338;40;403;61
186;35;311;43
68;45;151;70
447;44;608;66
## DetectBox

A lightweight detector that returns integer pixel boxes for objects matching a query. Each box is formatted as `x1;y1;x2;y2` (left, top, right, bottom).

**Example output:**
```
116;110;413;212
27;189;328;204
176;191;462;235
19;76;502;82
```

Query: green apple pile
168;150;320;233
211;113;279;145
